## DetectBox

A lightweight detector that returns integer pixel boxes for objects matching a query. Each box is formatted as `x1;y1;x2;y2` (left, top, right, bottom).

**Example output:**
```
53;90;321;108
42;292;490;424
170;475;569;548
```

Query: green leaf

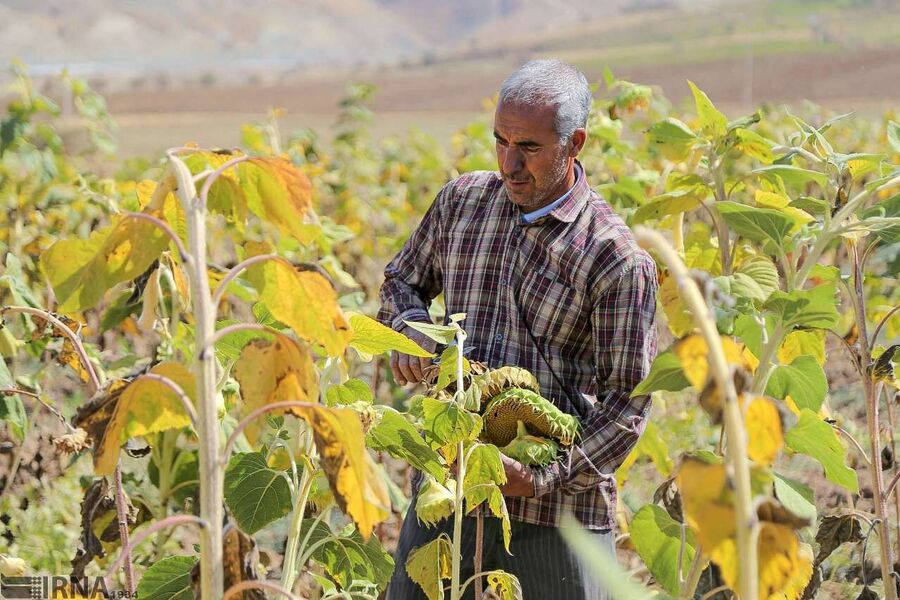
348;313;434;358
435;345;470;391
299;519;395;590
421;397;482;449
647;118;698;161
862;194;900;244
406;534;453;600
630;504;697;595
733;128;773;163
0;360;27;442
766;355;827;412
773;473;816;523
403;320;458;345
785;409;859;492
888;120;900;154
366;406;445;481
0;253;41;309
721;272;768;305
224;452;292;534
325;378;374;407
136;555;198;600
737;255;780;300
464;443;507;504
41;212;170;312
790;196;830;216
688;81;727;138
716;201;795;256
631;350;691;396
763;283;840;330
751;165;828;188
633;187;710;225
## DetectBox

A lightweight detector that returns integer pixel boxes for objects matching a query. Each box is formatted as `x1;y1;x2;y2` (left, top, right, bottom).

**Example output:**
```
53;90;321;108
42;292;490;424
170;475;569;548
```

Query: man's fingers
418;356;432;379
390;353;407;385
408;355;425;383
397;354;418;385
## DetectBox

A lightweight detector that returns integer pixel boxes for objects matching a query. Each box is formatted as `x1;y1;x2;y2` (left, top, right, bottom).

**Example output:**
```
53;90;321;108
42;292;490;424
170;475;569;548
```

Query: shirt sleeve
376;182;449;330
531;251;659;497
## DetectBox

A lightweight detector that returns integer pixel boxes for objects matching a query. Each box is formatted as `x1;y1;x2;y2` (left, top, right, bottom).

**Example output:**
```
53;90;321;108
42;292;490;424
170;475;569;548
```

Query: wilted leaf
347;313;434;358
785;409;858;492
136;556;198;600
233;336;318;445
41;181;174;312
366;406;445;481
224;452;292;534
486;571;524;600
756;525;813;600
813;514;865;565
766;356;827;412
242;244;351;356
659;273;695;337
630;504;697;595
633;187;710;224
406;535;453;600
733;128;773;163
295;405;390;538
75;362;195;475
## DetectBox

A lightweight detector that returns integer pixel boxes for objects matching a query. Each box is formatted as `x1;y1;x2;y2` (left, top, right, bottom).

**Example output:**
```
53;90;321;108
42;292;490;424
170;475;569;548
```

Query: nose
500;146;525;177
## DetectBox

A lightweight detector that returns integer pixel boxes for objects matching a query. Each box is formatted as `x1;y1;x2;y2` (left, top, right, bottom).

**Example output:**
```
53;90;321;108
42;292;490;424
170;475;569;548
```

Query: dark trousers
386;497;615;600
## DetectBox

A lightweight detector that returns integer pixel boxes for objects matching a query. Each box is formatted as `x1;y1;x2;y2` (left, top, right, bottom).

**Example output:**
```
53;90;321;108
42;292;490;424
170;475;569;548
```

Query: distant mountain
0;0;635;77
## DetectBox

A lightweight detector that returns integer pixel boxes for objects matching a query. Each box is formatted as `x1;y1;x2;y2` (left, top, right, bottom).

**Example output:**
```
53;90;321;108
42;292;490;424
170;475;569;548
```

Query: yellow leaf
347;312;434;358
295;405;390;538
755;190;790;209
778;330;826;366
675;334;751;391
746;396;784;465
677;457;736;551
41;178;175;312
58;338;91;383
758;524;813;600
244;244;352;356
659;274;695;337
240;156;317;245
232;336;319;445
77;362;196;475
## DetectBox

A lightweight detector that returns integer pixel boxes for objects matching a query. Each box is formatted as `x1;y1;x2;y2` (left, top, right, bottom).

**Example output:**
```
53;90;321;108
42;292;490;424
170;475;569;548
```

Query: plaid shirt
377;164;659;530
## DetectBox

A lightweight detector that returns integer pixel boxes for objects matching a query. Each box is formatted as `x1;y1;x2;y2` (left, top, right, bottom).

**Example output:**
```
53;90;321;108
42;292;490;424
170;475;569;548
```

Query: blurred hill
0;0;632;80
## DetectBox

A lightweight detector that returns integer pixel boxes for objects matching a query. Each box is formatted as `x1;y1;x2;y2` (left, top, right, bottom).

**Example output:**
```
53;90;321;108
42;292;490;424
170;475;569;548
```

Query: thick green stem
681;544;706;599
171;154;223;600
635;228;757;600
750;323;786;395
709;151;732;276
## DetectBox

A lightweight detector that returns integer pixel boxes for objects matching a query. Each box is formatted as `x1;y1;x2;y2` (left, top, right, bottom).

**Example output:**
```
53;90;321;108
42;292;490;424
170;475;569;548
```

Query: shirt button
495;334;504;341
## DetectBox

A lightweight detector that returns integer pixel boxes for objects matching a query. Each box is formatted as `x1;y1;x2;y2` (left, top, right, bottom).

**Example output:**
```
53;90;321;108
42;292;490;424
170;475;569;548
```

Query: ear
568;128;587;157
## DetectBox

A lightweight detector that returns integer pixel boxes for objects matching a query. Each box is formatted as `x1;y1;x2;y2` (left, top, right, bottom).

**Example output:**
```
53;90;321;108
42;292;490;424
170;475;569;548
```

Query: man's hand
499;454;535;497
390;325;438;385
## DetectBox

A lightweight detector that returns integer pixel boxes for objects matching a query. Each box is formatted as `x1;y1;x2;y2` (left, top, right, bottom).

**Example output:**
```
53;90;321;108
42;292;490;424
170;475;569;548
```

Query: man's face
493;101;574;211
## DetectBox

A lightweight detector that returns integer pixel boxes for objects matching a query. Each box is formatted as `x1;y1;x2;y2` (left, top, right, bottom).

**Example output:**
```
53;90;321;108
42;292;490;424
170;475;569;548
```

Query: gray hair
498;59;592;141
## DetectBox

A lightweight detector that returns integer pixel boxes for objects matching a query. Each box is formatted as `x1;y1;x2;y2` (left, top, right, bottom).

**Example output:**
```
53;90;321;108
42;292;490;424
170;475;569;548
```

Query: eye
523;146;540;155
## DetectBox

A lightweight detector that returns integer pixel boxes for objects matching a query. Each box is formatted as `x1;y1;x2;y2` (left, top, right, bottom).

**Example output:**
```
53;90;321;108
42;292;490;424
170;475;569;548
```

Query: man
377;59;658;599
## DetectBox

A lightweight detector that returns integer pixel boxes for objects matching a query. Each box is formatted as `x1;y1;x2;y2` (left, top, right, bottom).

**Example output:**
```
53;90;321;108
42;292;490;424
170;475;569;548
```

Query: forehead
493;101;559;142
